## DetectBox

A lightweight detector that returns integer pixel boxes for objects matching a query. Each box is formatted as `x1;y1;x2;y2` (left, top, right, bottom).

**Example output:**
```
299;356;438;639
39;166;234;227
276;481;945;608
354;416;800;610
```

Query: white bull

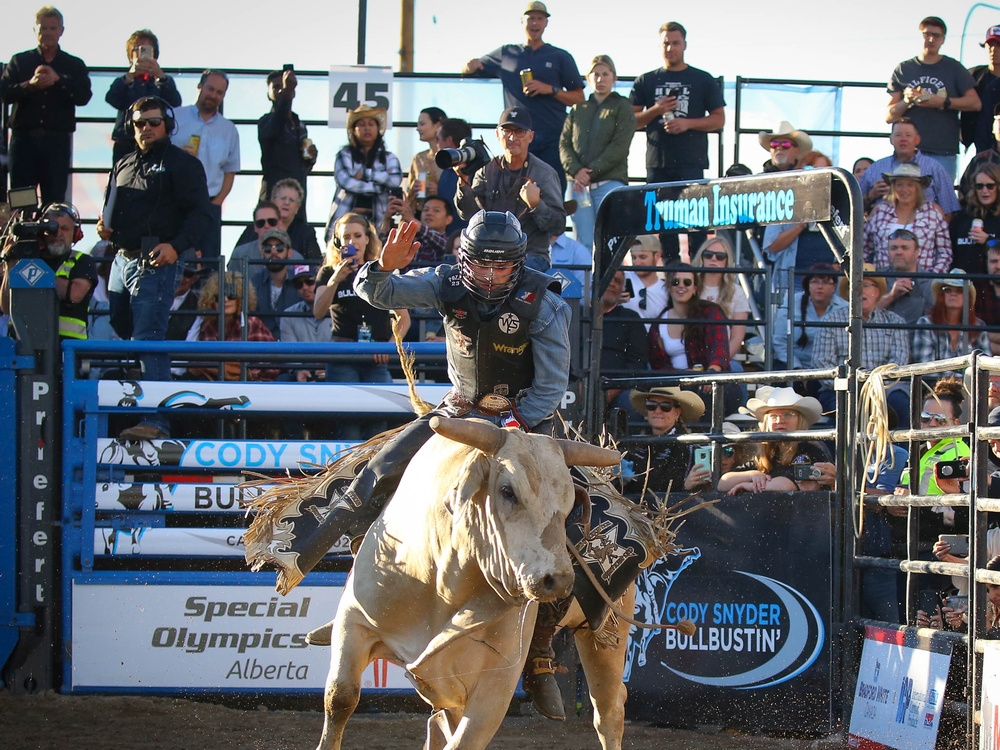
314;416;628;750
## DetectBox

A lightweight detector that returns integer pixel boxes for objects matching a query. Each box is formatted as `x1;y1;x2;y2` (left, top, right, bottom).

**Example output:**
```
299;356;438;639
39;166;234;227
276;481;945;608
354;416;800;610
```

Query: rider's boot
522;597;571;721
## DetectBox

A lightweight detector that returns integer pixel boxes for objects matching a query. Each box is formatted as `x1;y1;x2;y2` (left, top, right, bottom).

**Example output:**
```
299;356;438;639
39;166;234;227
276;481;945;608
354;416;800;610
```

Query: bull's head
430;417;621;604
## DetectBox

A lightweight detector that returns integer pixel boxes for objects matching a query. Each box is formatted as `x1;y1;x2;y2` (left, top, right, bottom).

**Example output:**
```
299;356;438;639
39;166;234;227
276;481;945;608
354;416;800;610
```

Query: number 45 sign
329;65;393;129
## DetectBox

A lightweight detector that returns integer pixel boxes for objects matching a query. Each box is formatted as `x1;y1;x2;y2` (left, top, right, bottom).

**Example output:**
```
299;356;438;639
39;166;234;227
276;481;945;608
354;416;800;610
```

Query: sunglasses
769;139;795;149
133;117;164;129
701;250;728;261
292;277;316;289
671;278;694;287
224;293;239;301
888;228;917;241
722;446;735;458
645;400;678;413
254;217;279;229
920;412;949;425
261;243;286;254
977;182;998;191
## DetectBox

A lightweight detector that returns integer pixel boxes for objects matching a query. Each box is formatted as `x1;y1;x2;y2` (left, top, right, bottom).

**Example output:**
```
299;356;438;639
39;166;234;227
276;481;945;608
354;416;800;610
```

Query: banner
95;482;266;512
96;438;358;469
70;583;413;691
93;528;351;557
848;626;951;750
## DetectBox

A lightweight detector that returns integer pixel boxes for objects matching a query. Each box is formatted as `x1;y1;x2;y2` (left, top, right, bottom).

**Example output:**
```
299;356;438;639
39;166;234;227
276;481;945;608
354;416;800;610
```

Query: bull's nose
527;569;574;602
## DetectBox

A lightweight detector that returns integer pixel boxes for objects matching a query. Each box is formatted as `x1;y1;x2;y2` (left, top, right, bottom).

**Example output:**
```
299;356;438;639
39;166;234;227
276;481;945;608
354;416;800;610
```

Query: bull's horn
557;440;622;468
430;416;506;456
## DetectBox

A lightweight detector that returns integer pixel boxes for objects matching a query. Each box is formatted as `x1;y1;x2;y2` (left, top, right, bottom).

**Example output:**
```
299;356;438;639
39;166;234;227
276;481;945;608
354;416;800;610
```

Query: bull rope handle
566;540;696;635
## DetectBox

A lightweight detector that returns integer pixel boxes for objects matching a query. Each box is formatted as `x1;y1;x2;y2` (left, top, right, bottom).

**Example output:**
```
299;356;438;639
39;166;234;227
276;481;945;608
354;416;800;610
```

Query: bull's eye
499;483;517;503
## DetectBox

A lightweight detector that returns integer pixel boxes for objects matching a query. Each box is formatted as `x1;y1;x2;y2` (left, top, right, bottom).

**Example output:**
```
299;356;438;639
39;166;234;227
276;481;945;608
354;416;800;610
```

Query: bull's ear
446;452;489;513
557;440;622;468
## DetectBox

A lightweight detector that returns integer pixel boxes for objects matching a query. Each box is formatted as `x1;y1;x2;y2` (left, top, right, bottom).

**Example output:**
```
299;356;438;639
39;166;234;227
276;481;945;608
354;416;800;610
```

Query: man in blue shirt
462;1;584;193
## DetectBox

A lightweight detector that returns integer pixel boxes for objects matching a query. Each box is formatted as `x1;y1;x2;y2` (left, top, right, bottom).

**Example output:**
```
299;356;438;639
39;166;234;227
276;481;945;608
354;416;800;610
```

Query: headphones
125;95;176;136
42;202;84;244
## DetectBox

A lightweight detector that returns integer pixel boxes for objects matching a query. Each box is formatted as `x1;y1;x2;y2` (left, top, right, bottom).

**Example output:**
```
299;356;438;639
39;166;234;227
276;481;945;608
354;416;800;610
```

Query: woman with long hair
404;106;447;213
863;163;951;273
951;163;1000;274
647;264;729;374
911;271;990;378
692;235;750;362
325;105;402;241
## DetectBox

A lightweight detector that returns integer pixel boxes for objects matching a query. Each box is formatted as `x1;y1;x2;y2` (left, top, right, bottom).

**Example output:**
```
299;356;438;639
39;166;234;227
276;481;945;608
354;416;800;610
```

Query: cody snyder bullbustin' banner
622;492;833;733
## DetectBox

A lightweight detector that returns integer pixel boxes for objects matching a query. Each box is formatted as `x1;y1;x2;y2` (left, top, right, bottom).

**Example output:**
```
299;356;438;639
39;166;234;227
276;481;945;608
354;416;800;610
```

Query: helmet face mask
458;210;527;303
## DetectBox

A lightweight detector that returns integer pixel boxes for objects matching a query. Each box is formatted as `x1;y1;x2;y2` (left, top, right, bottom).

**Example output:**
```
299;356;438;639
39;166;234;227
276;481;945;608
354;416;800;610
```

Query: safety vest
54;251;88;339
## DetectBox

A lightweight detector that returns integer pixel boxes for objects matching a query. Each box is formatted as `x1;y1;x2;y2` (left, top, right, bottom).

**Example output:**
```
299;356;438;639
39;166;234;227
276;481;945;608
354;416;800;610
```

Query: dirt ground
0;691;844;750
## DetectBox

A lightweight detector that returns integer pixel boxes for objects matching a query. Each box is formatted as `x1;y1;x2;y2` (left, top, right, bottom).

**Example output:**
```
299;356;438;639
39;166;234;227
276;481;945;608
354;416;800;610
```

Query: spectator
601;270;649;418
0;6;92;204
758;121;811;173
960;112;1000;202
185;271;278;382
105;29;181;164
97;95;212;441
797;150;833;168
648;264;729;375
1;201;96;341
165;265;203;342
717;386;835;494
812;265;911;428
87;241;119;344
378;193;453;268
863;163;951;273
325;104;402;240
172;69;240;260
621;235;666;327
692;235;750;365
975;242;1000;355
229;203;304;282
886;16;981;180
278;265;331;383
315;214;410;386
549;230;591;290
404;106;447;213
771;263;846;379
251;229;301;340
875;228;934;324
559;54;635;250
911;270;990;379
258;68;317;218
853;157;875;182
686;421;745;493
857;120;960;217
952;164;1000;274
455;106;565;272
623;386;705;496
462;1;585;192
434;117;473;230
961;26;1000;155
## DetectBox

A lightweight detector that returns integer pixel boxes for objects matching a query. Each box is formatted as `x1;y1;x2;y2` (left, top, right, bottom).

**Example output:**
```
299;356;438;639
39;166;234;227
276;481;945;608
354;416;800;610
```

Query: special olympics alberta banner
622;492;834;732
69;583;414;692
847;626;951;750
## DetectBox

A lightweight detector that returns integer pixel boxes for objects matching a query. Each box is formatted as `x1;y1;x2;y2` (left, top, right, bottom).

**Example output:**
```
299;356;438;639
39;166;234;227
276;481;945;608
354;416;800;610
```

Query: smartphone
693;446;712;474
935;459;969;481
668;87;682;98
938;534;969;556
283;63;294;72
917;590;941;616
343;244;357;258
623;278;635;300
792;464;822;481
944;595;969;613
389;187;404;201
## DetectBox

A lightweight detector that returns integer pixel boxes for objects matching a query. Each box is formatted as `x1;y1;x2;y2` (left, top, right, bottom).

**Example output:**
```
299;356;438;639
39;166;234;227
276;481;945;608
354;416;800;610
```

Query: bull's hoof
523;662;566;721
305;621;334;646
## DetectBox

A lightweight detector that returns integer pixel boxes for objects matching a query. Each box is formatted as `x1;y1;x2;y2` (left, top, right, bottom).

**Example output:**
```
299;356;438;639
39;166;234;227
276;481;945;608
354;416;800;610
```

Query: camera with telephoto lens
0;186;50;261
435;138;491;177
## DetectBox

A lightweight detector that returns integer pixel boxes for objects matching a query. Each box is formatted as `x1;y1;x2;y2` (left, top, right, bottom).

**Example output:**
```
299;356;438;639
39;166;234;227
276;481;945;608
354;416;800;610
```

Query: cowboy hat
741;386;823;428
758;121;813;153
881;162;932;187
629;386;705;422
346;104;387;135
931;268;976;305
839;263;886;300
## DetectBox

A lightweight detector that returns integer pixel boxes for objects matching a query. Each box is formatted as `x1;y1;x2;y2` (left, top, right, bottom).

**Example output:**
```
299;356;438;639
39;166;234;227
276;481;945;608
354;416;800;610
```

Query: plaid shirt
811;306;910;387
858;151;960;215
911;314;991;372
864;201;952;273
196;315;279;381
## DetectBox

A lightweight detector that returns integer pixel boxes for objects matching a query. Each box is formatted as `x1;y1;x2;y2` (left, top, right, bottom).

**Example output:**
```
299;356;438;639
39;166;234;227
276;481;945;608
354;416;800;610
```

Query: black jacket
0;46;92;131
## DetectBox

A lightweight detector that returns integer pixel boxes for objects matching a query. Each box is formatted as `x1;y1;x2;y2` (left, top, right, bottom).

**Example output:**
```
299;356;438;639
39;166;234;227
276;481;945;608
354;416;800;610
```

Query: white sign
70;583;414;691
328;65;393;128
847;626;951;750
982;646;1000;750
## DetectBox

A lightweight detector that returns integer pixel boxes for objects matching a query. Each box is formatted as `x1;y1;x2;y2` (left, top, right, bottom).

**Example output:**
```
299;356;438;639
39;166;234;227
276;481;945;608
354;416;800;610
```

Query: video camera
435;138;492;177
0;186;51;262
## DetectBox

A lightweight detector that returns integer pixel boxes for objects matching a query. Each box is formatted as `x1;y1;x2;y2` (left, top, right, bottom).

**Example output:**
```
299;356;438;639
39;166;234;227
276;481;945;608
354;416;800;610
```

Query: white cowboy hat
758;121;813;153
629;386;705;423
741;386;822;427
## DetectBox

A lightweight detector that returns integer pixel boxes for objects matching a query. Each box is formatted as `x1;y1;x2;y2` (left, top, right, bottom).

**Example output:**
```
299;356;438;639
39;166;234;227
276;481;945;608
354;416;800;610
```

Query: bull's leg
315;609;379;750
574;583;635;750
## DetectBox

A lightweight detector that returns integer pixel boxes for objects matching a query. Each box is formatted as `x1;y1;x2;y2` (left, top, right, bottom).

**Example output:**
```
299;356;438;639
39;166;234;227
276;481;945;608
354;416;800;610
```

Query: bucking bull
245;416;697;750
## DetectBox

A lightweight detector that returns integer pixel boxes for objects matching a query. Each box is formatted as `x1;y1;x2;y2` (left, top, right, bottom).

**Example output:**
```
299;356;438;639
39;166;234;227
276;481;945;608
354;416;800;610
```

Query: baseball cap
289;264;315;280
524;1;550;16
261;228;291;247
989;406;1000;428
983;25;1000;47
498;106;533;131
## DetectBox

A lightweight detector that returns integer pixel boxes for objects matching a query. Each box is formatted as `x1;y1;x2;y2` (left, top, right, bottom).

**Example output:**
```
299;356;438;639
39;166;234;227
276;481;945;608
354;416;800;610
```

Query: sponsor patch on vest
492;342;528;356
516;289;536;304
450;328;472;356
453;308;468;319
497;312;520;334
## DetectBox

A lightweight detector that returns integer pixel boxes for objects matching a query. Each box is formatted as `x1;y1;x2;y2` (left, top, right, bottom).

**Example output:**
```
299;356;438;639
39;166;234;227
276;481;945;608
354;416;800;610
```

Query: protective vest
54;251;88;340
439;266;558;404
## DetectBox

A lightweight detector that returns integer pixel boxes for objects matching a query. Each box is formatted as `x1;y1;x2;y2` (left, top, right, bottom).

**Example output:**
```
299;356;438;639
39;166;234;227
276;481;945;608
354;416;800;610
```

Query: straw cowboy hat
931;268;977;305
839;263;886;300
741;386;823;428
758;121;813;153
347;104;387;135
881;162;932;187
629;386;705;422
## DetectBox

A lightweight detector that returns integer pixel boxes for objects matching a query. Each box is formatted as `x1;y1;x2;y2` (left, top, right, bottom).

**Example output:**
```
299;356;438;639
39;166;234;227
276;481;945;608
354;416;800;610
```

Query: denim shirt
355;262;571;428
